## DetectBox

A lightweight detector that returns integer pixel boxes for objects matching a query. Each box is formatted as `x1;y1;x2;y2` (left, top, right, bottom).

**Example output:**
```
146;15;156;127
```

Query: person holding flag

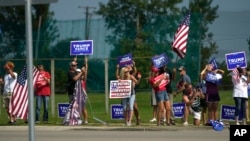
149;66;171;126
64;56;88;125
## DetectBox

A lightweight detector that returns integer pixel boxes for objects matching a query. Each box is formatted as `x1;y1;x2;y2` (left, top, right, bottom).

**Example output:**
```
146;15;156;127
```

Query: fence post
104;59;109;114
50;59;55;116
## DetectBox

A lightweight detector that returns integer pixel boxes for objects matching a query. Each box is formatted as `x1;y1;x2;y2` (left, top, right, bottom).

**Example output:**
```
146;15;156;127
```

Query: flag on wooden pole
172;12;191;59
9;65;39;119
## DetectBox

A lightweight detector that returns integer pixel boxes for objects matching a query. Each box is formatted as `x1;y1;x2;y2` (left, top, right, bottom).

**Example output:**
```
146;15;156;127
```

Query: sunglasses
71;65;77;67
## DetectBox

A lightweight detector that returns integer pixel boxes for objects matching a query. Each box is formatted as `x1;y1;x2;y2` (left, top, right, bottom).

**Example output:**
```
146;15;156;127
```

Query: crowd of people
1;55;250;126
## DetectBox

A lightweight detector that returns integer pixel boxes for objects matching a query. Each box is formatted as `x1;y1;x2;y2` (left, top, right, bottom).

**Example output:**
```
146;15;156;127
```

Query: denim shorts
121;94;135;111
155;90;169;103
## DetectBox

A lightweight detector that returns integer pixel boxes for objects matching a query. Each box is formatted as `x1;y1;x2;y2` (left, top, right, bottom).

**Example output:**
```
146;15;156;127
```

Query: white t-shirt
232;75;248;98
3;72;18;95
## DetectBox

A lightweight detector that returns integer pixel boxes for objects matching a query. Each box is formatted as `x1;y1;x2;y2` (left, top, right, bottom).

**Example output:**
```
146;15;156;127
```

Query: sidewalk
0;123;226;131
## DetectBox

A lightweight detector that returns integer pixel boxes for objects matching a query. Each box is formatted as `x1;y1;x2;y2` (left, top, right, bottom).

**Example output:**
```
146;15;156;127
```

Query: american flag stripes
9;65;39;119
63;79;87;125
172;12;191;59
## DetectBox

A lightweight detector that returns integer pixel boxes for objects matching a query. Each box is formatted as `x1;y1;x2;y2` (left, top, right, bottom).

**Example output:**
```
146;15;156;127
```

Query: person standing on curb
165;65;176;125
76;56;89;124
229;67;248;125
200;63;224;125
174;66;191;126
35;64;51;124
2;61;18;125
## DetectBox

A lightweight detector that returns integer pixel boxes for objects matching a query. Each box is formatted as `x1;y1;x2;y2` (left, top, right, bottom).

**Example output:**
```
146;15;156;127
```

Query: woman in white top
231;67;248;125
2;61;18;125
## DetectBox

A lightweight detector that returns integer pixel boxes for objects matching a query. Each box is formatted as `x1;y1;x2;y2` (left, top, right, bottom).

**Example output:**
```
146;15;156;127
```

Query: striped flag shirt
172;12;191;59
9;65;39;119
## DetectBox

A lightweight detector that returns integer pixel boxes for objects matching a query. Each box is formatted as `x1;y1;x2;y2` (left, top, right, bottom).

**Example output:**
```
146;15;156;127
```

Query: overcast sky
50;0;250;62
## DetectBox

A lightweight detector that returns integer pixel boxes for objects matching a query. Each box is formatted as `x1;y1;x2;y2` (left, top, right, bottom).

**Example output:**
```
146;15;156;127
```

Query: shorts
155;90;169;103
151;89;157;106
206;93;220;103
189;107;201;120
2;93;12;108
121;94;135;111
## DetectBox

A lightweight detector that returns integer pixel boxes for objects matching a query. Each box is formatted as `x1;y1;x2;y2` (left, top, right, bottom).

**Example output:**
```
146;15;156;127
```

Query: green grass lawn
0;90;246;126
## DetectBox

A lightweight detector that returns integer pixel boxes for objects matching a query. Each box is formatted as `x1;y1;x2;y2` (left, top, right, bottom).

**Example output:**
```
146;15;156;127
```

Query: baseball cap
178;66;185;71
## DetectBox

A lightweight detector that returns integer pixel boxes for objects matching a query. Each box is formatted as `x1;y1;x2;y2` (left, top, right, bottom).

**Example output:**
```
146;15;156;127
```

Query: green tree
97;0;183;88
0;5;59;60
97;0;220;87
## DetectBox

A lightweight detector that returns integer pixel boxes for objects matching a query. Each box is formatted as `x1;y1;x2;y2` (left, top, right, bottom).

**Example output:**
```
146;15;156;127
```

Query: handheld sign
109;80;132;98
117;53;133;68
225;51;247;70
209;57;218;70
70;40;93;55
152;53;168;68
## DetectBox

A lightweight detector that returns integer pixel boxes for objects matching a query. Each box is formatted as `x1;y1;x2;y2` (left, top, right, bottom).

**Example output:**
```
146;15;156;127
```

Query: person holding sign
149;66;171;126
66;56;88;125
119;66;141;126
200;63;224;126
116;61;142;125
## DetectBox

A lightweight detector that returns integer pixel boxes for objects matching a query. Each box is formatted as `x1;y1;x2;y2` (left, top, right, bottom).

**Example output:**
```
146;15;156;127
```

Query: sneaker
84;121;88;124
35;121;40;124
7;121;16;125
166;123;171;126
127;121;131;126
136;119;141;125
170;119;176;125
236;122;240;125
183;121;188;126
150;118;156;122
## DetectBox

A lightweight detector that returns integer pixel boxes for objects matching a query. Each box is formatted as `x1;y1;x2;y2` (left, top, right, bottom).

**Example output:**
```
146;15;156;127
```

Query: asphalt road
0;125;229;141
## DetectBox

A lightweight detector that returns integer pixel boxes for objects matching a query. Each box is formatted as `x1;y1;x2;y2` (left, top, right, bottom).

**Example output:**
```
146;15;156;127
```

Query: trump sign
70;40;93;55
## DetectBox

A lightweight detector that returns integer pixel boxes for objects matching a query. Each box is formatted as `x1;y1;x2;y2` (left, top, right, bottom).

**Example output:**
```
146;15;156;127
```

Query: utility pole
78;6;96;40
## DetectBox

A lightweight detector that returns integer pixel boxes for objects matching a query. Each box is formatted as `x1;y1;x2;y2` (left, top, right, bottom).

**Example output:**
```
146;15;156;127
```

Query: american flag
172;12;191;59
63;79;87;125
9;65;39;119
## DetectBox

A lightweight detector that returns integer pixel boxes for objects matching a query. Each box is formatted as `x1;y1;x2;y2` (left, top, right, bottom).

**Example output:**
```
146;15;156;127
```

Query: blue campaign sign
70;40;93;55
220;105;243;121
117;53;133;68
58;103;70;118
110;104;124;120
225;51;247;70
173;102;185;118
152;53;169;68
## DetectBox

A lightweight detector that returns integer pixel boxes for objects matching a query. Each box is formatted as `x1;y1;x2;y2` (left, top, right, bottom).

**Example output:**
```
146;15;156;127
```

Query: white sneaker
84;121;88;124
150;118;156;122
183;121;188;126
